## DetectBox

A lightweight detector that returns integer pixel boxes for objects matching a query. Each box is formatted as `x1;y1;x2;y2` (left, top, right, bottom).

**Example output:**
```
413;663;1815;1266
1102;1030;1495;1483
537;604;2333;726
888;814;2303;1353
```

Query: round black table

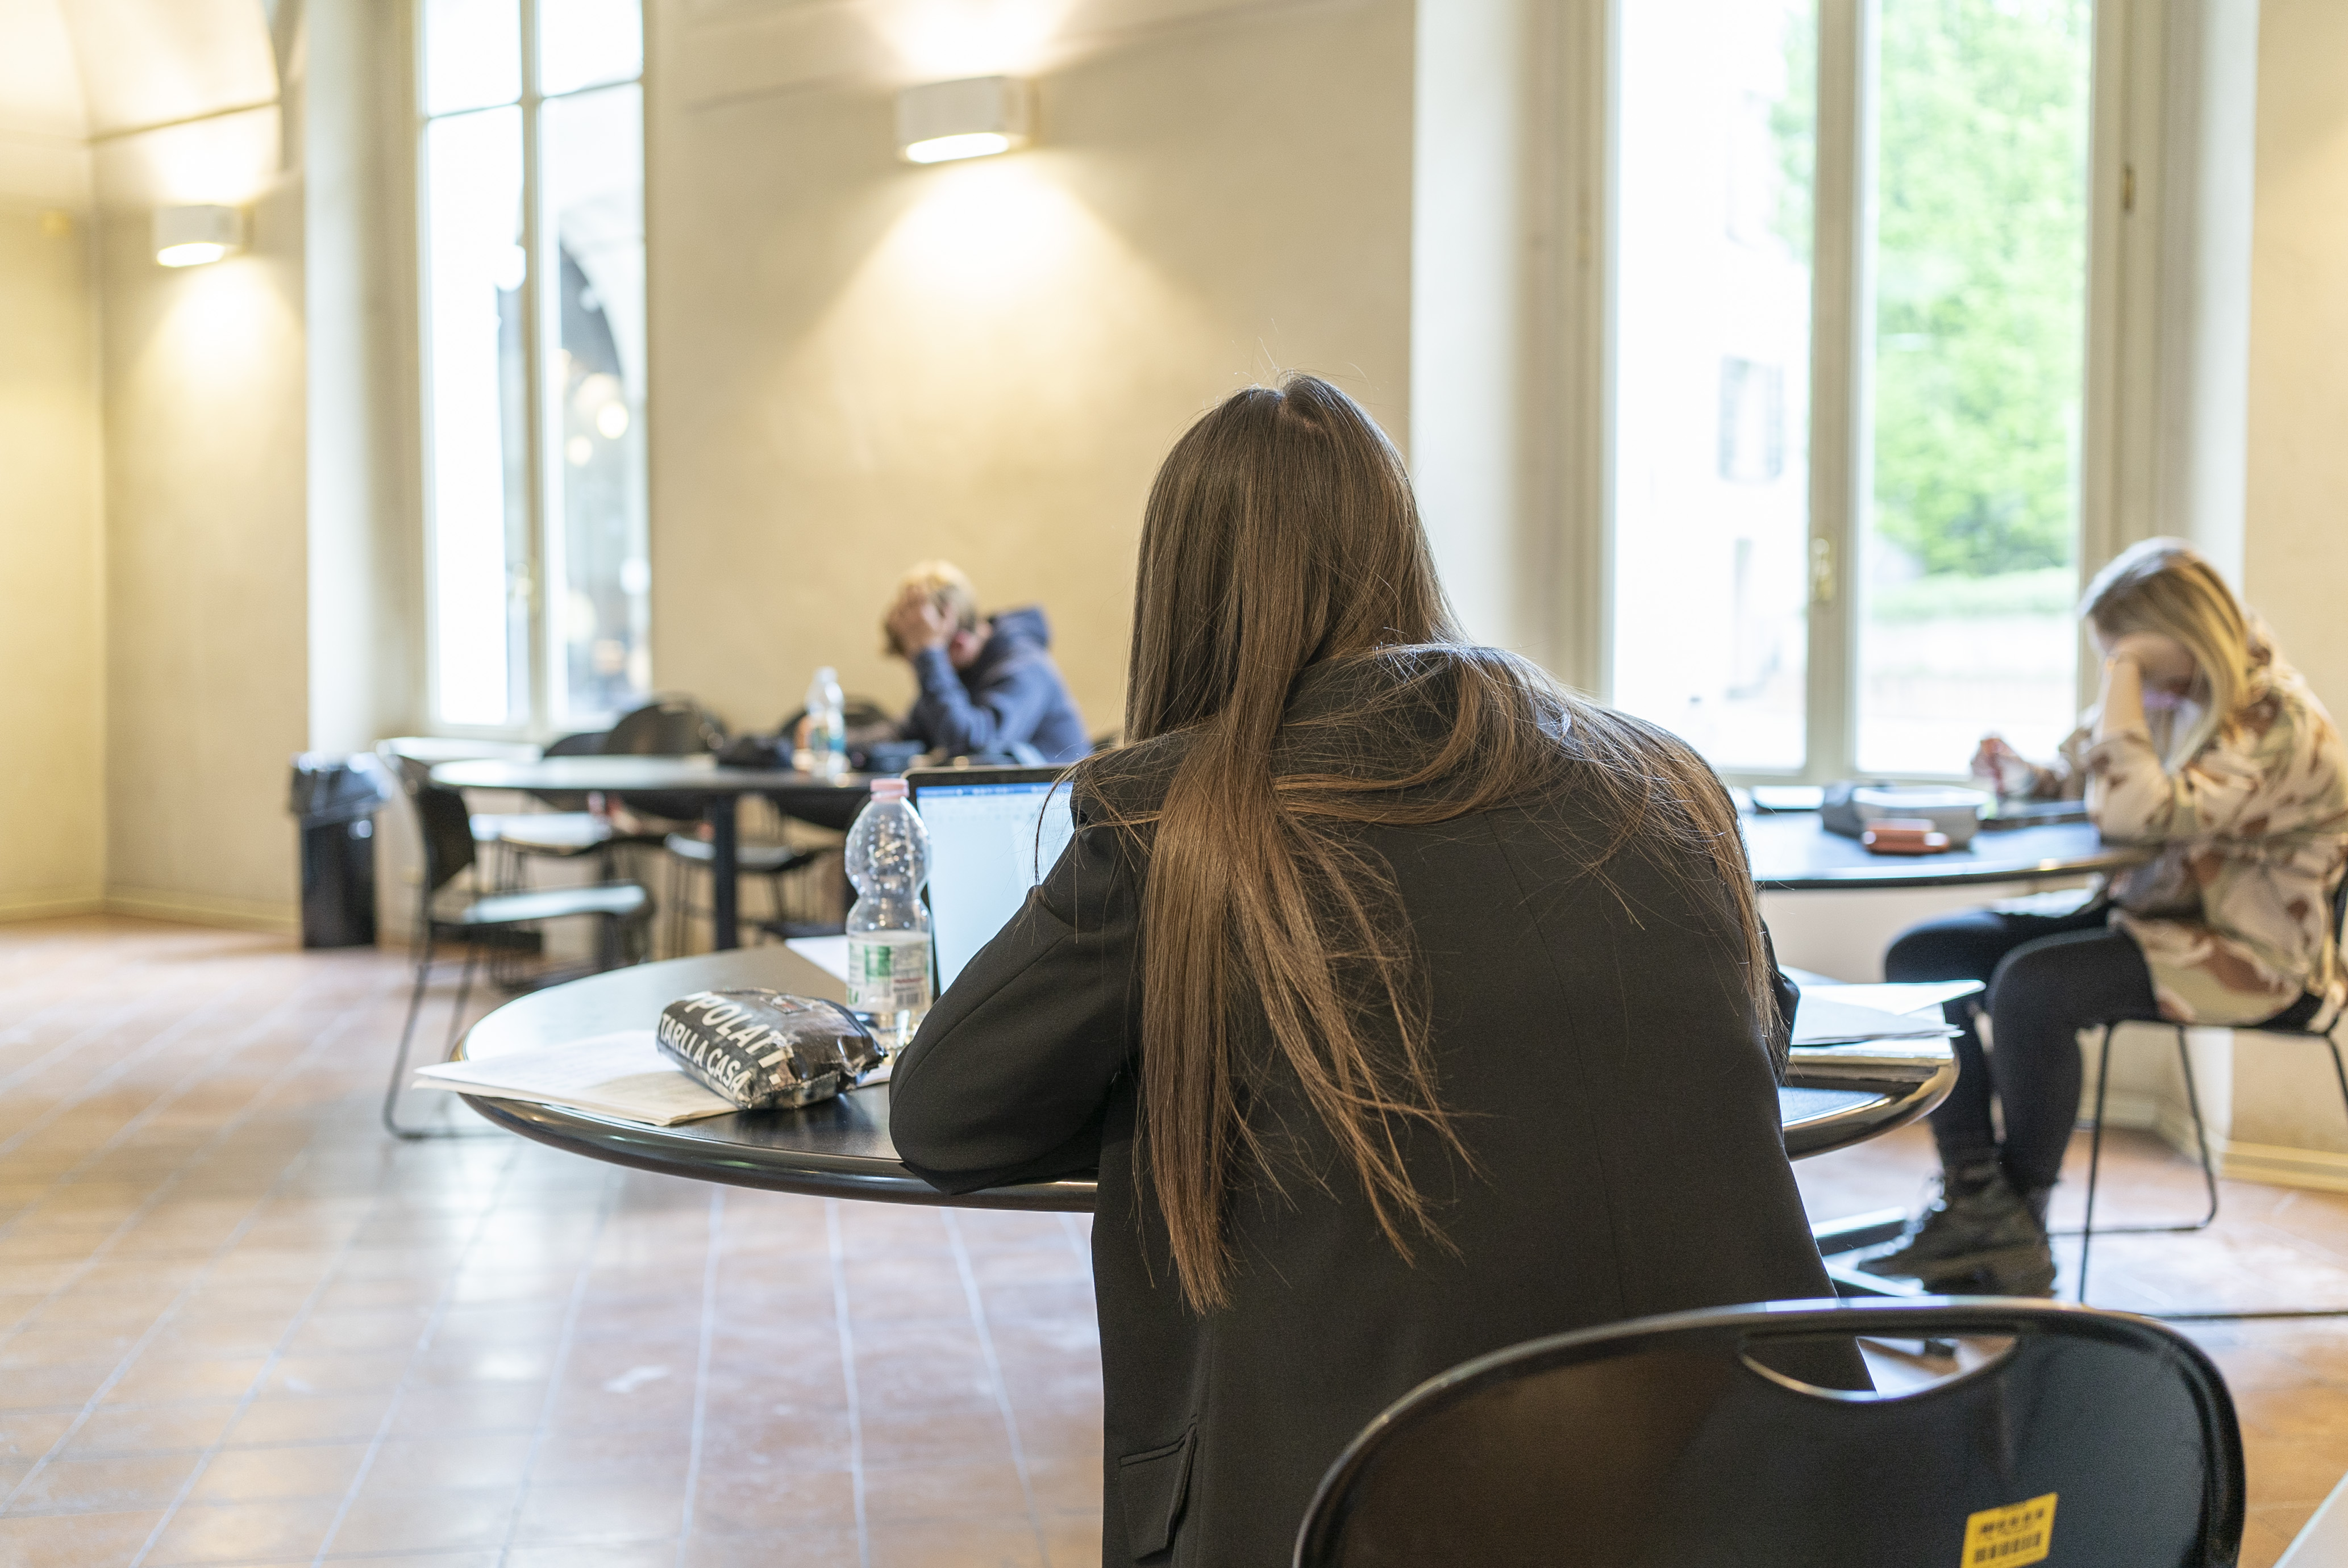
453;948;1957;1212
432;756;873;949
1742;812;2146;891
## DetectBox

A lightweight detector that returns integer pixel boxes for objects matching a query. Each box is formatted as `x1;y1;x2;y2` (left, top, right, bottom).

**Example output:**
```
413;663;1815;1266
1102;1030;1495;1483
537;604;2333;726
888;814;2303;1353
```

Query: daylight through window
421;0;649;732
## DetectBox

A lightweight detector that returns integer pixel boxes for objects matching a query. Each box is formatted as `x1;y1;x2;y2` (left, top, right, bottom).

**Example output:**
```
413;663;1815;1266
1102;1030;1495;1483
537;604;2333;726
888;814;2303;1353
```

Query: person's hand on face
2094;628;2197;706
886;589;956;658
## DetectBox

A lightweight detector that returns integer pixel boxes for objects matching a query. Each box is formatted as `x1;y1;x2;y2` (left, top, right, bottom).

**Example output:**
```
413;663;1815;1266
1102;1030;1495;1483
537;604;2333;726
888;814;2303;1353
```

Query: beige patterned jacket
2035;657;2348;1027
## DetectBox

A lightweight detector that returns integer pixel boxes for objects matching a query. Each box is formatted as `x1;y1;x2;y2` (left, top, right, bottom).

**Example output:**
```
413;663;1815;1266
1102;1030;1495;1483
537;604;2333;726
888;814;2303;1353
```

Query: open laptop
905;766;1080;991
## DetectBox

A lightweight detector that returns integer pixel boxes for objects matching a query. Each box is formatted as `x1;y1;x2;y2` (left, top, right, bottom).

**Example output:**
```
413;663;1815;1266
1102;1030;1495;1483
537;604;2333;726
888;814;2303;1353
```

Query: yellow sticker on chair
1961;1492;2056;1567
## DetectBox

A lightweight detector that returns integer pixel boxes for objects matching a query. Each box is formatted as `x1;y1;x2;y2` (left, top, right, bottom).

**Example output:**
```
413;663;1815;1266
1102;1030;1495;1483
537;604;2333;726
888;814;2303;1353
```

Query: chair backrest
1295;1298;2242;1568
544;729;605;758
606;696;721;756
376;744;477;897
526;729;607;811
775;697;894;735
605;700;725;822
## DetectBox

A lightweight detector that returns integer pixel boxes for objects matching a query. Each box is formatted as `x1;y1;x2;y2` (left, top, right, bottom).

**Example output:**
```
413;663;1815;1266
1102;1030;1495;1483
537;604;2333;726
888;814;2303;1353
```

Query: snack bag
654;989;884;1110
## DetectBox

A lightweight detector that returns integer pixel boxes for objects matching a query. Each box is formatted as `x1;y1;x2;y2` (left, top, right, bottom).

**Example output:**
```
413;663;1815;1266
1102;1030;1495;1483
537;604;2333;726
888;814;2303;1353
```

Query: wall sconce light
153;205;246;267
896;76;1034;164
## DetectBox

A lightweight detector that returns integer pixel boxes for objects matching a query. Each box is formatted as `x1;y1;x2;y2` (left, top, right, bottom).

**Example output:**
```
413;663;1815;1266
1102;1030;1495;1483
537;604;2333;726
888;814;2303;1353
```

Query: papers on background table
412;1029;735;1127
787;935;851;981
1791;981;1981;1046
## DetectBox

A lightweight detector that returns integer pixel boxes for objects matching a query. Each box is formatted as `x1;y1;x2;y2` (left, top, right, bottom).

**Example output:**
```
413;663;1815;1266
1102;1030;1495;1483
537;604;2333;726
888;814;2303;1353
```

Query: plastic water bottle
844;778;931;1050
798;666;847;778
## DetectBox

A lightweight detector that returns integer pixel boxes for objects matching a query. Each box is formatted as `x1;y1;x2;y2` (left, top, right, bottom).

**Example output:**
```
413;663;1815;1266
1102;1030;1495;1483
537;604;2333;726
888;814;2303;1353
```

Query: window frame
1580;0;2123;786
413;0;648;741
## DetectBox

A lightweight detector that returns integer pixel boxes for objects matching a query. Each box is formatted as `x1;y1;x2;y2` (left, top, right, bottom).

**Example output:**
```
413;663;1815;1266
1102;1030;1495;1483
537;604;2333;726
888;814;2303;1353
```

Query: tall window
421;0;648;732
1612;0;2092;779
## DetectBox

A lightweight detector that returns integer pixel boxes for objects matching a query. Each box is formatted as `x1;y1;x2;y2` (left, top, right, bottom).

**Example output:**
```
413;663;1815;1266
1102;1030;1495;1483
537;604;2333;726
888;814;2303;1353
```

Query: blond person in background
878;561;1090;765
1873;539;2348;1294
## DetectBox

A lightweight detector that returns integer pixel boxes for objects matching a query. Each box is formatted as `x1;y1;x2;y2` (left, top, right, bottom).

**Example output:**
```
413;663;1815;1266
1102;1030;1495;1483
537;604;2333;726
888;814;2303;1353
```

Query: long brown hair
1083;375;1770;1312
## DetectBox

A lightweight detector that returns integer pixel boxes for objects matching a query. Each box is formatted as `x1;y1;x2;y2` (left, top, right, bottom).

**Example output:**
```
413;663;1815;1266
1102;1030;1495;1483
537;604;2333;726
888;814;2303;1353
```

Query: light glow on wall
784;151;1215;472
867;0;1074;80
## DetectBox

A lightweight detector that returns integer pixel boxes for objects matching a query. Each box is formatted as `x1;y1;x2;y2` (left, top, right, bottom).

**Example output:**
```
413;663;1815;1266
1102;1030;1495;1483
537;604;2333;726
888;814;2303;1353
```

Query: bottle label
848;931;932;1015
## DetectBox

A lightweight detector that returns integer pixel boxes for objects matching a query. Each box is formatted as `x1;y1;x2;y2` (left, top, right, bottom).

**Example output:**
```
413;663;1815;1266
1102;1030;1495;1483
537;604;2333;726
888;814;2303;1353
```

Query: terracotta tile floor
0;918;1101;1567
3;915;2346;1566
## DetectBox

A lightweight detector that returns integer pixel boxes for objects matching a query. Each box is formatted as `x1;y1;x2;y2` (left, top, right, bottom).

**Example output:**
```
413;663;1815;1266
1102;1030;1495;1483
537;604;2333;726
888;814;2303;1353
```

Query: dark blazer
890;660;1843;1567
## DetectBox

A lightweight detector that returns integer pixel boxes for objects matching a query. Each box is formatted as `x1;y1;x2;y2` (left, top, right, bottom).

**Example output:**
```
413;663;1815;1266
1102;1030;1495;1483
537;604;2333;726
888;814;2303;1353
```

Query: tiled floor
3;915;2346;1567
0;918;1100;1567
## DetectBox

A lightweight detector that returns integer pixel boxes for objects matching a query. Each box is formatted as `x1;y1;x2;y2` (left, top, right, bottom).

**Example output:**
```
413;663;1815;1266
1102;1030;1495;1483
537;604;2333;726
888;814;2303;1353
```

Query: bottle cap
869;778;908;802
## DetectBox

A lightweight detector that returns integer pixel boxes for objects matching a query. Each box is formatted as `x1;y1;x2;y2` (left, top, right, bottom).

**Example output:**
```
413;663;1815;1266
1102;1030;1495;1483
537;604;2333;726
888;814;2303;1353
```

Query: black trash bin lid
290;752;397;825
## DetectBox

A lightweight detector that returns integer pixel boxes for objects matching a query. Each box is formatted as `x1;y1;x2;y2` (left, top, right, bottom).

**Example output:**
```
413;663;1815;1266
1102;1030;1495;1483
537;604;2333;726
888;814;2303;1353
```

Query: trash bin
290;752;396;949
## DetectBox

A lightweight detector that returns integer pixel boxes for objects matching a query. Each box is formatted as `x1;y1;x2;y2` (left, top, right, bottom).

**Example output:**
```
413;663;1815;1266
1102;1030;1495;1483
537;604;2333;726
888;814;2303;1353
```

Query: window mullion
518;0;552;736
1804;0;1873;783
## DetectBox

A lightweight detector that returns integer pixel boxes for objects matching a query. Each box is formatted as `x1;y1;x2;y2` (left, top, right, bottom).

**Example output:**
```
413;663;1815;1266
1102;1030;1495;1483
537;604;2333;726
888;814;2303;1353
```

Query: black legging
1883;904;2157;1192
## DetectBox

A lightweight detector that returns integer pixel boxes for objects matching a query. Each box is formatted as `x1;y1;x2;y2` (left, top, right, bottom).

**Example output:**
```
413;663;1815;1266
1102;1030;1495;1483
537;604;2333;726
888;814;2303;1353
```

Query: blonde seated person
1873;539;2348;1294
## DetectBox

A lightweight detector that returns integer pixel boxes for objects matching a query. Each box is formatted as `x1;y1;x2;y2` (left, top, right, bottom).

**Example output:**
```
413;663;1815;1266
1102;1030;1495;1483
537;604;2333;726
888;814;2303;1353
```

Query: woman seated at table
889;376;1854;1566
1874;539;2348;1295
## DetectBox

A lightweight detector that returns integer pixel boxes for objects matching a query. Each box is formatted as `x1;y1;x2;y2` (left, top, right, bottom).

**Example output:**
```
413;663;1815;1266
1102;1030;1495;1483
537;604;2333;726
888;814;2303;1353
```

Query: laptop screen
910;772;1079;992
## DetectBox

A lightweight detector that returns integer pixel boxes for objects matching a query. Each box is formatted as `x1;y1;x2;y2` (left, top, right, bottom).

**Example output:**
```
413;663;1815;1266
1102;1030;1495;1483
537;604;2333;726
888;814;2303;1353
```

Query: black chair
659;828;825;957
509;726;612;815
1295;1298;2242;1568
605;694;727;827
381;754;652;1139
2075;874;2348;1314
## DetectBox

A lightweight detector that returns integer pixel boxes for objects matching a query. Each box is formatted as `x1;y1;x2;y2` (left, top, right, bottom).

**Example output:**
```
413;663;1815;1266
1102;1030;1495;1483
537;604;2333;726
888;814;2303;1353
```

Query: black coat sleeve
888;807;1141;1193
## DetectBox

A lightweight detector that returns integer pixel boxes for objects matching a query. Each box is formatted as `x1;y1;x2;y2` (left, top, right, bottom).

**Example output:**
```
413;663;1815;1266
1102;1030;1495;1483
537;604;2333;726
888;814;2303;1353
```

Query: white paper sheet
413;1028;735;1126
786;935;851;982
1800;981;1984;1018
1790;993;1964;1046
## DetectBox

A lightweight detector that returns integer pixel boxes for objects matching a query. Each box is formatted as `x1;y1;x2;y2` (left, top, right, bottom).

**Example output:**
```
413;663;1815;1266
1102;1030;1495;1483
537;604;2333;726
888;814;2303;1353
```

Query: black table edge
457;1091;1100;1211
457;1049;1956;1212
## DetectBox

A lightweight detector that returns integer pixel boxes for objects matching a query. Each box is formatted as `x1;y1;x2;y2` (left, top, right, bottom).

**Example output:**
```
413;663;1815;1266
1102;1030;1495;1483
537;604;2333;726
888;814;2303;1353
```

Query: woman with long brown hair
890;376;1844;1566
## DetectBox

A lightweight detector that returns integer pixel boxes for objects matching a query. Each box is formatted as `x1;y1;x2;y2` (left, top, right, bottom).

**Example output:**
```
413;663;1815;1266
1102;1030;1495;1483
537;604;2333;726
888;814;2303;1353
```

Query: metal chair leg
381;931;438;1137
2172;1026;2222;1231
2053;1025;2222;1238
2078;1023;2116;1303
2062;1022;2348;1322
444;941;481;1055
384;934;497;1141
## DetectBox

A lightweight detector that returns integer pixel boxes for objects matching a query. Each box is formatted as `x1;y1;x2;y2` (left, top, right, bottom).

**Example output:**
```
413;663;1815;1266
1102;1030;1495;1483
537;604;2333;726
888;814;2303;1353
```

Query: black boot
1862;1156;2056;1296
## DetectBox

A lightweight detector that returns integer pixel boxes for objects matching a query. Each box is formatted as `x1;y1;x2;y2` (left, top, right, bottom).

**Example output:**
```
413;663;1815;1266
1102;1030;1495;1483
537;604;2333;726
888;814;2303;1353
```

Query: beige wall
647;0;1414;737
0;0;104;919
95;115;307;932
2244;0;2348;720
2225;0;2348;1168
0;201;106;918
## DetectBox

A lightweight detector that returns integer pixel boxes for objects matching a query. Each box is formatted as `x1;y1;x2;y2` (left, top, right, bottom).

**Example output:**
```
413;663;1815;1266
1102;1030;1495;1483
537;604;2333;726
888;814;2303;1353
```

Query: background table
452;949;1956;1213
432;756;873;949
1743;811;2146;891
